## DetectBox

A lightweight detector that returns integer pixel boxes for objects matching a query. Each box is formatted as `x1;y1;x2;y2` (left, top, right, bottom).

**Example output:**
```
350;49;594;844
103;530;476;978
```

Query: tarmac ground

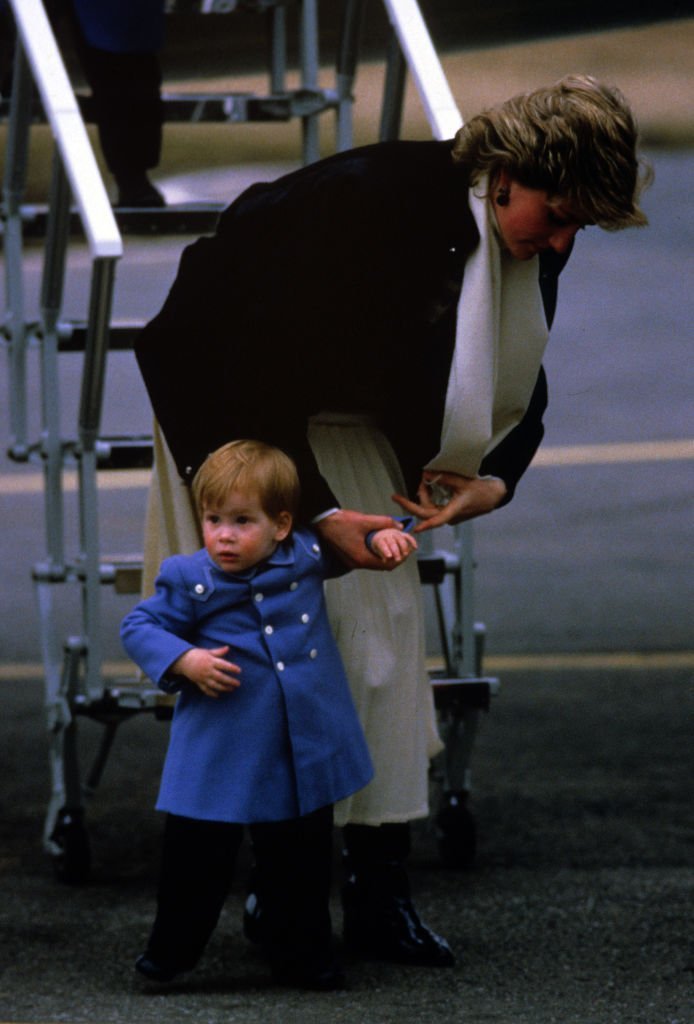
1;666;692;1024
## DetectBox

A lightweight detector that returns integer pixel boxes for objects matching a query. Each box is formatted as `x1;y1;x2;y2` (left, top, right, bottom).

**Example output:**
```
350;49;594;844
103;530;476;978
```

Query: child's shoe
135;954;179;984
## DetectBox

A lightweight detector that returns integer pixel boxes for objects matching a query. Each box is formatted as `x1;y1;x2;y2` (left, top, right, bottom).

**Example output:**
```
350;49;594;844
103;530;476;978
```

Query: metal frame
2;0;124;876
2;0;495;879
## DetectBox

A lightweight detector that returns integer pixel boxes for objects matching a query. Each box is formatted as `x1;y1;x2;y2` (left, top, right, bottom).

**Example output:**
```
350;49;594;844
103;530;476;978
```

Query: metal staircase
1;0;497;881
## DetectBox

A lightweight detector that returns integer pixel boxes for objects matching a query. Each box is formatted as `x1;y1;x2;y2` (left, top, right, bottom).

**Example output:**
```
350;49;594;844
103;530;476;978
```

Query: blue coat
120;529;374;823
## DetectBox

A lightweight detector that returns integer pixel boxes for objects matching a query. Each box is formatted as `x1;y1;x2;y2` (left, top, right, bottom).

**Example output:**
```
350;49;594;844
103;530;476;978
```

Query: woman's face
492;174;584;260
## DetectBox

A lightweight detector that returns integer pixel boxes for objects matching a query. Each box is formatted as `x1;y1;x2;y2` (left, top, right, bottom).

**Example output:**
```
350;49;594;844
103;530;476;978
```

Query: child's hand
369;527;418;566
171;645;241;698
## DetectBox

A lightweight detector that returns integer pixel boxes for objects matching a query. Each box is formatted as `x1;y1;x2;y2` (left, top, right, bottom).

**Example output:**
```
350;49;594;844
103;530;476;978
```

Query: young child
121;439;416;990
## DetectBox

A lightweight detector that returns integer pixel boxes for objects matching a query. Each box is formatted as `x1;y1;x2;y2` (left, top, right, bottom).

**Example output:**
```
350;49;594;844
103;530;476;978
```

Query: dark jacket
135;140;568;520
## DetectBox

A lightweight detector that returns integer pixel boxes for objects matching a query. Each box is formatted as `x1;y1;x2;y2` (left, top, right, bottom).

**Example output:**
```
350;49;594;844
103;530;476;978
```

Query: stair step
1;81;337;130
167;0;288;13
15;202;224;238
73;681;175;719
100;556;144;594
417;551;460;585
78;89;337;126
57;320;142;352
95;436;153;471
0;97;43;123
113;202;225;234
430;674;499;712
6;435;153;469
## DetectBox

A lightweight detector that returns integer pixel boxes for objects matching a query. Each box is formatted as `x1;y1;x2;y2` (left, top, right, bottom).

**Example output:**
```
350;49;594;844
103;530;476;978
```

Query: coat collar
201;532;304;582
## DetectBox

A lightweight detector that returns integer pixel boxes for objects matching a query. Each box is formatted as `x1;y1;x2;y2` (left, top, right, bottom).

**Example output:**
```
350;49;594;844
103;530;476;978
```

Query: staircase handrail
381;0;481;674
382;0;463;140
5;0;122;700
8;0;122;259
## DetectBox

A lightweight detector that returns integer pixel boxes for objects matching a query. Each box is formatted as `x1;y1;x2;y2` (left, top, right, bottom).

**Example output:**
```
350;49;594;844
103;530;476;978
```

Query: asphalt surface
1;669;692;1023
1;17;693;1024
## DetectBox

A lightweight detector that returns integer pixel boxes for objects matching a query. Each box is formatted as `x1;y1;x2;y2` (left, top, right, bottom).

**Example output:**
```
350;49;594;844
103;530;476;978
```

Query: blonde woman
135;75;650;967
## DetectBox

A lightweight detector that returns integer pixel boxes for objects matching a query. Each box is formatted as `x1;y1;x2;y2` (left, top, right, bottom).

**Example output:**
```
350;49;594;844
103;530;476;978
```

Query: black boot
243;877;344;989
341;823;454;967
435;791;477;869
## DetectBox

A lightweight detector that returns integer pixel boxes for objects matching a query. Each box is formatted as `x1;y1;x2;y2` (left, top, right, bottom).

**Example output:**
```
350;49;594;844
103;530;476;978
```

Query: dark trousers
146;805;335;973
68;6;163;178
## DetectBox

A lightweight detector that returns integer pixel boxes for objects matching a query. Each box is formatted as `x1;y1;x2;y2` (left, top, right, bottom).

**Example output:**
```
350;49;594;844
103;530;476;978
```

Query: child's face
202;490;291;574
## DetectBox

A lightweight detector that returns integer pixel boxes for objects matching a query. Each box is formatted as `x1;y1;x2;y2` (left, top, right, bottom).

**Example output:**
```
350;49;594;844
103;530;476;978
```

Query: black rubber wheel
50;808;92;884
435;796;477;869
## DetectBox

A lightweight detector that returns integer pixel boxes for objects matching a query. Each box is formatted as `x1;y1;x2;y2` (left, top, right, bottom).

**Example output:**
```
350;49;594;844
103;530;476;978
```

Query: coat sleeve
120;559;196;689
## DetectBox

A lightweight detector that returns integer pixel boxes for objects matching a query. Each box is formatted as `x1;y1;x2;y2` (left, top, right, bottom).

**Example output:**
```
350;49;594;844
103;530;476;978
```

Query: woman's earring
496;187;510;207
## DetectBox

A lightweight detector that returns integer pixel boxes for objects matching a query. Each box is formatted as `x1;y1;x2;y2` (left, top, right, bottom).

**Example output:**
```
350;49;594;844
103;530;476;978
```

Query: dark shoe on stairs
115;173;166;208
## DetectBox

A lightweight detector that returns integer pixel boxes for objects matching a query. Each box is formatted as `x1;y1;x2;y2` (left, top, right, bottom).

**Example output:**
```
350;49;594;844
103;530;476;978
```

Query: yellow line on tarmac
0;660;138;681
3;651;693;683
531;438;693;467
0;468;152;494
1;439;691;495
484;651;694;672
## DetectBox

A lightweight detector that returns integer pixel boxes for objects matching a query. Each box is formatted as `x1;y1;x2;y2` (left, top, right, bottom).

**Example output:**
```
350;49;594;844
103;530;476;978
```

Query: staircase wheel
50;808;92;885
435;797;477;869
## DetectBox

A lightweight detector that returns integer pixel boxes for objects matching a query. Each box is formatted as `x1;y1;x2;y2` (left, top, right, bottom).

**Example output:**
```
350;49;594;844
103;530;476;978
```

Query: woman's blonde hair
192;439;300;522
452;74;651;229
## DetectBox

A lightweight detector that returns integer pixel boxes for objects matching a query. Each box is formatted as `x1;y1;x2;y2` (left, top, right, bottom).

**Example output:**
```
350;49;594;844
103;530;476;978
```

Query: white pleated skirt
143;417;442;826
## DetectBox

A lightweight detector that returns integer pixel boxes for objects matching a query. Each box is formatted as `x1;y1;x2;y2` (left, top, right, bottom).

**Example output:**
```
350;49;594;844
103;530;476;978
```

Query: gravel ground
1;668;692;1023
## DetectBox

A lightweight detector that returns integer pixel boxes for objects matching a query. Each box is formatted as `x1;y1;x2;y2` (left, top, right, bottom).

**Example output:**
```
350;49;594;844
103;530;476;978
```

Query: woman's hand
315;508;405;570
171;645;242;698
392;471;507;532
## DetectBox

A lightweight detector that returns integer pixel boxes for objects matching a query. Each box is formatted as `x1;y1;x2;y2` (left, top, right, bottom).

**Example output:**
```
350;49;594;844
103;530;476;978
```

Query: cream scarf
425;179;549;478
